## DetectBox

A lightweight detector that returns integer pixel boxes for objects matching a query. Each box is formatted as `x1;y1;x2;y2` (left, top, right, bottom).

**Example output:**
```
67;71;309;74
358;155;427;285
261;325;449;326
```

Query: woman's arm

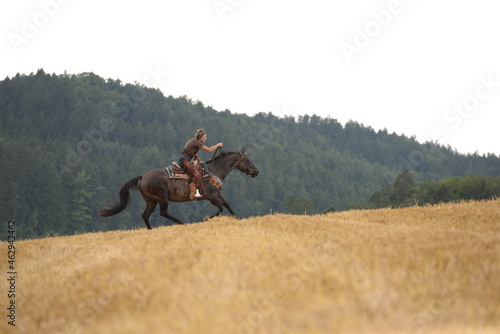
200;143;223;153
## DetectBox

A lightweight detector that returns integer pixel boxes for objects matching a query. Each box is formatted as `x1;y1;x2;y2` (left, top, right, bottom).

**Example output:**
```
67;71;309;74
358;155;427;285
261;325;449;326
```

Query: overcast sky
2;0;499;155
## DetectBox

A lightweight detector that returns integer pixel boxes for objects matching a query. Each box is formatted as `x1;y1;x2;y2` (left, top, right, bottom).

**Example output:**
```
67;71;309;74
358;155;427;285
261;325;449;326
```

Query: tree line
355;169;500;209
1;69;499;238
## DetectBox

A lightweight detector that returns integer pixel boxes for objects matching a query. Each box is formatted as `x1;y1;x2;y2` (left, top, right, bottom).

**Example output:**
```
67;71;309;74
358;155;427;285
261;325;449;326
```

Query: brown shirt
182;138;203;159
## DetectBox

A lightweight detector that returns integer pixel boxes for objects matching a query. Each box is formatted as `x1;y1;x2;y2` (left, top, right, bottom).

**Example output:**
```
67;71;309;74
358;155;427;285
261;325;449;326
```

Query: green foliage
285;195;315;215
363;171;500;209
415;175;500;204
1;70;500;238
389;169;416;206
322;205;336;214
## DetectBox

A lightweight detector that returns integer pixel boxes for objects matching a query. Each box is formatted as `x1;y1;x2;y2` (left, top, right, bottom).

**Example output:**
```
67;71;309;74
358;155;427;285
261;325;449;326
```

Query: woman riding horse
99;148;259;229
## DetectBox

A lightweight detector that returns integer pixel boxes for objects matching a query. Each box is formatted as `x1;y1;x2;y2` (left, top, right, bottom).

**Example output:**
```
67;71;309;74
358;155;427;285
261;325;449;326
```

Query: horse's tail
99;175;142;217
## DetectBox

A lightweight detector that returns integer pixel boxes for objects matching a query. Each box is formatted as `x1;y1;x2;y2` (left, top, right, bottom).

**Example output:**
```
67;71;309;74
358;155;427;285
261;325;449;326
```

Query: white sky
1;0;499;155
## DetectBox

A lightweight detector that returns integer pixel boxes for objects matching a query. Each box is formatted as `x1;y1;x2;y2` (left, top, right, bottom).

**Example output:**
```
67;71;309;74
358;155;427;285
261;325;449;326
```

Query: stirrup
195;189;202;198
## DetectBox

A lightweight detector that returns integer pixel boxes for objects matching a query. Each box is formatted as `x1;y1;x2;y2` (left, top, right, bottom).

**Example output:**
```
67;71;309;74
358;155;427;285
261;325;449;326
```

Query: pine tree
285;195;315;215
390;169;415;205
68;170;95;233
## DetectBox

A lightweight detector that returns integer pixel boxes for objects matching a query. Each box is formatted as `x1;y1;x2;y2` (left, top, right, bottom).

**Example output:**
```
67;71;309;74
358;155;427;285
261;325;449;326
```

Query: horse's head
236;148;259;178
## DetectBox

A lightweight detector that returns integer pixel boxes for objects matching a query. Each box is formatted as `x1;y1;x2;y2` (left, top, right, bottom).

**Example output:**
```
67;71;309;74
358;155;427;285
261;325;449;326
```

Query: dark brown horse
99;149;259;229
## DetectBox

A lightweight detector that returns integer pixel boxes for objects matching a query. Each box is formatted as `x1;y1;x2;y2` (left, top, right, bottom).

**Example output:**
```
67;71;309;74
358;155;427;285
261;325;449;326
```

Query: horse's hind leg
141;196;157;230
159;192;185;225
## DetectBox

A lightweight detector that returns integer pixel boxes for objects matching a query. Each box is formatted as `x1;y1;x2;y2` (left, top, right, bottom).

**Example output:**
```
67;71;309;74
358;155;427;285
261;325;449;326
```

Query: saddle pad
165;166;189;179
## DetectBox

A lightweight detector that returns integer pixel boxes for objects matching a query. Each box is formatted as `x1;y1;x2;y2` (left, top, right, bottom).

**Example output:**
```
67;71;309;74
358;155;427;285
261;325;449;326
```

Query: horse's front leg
217;195;238;219
205;196;223;221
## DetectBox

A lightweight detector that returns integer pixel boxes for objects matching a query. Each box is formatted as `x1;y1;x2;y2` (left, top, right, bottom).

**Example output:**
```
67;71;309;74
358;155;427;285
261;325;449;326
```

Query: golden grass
2;199;499;334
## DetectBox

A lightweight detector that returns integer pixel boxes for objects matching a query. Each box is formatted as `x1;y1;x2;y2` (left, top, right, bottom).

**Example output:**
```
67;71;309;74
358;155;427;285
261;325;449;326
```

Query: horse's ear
241;147;247;153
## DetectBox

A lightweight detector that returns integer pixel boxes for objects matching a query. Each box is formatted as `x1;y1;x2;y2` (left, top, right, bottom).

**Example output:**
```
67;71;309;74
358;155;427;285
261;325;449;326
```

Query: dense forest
1;69;499;238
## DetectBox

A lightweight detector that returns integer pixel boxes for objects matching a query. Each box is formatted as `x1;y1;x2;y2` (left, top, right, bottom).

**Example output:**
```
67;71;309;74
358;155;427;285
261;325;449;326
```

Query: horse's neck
206;154;237;180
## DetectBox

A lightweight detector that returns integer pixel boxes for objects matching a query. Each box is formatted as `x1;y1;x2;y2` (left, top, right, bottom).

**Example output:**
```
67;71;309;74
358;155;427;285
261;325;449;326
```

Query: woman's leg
184;159;202;198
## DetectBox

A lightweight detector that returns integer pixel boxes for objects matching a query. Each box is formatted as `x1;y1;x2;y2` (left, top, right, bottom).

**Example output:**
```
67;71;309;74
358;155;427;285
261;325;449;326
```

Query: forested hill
1;69;499;238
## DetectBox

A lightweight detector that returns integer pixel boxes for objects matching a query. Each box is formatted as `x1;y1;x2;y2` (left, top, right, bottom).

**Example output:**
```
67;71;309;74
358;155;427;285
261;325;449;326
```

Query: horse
99;148;259;229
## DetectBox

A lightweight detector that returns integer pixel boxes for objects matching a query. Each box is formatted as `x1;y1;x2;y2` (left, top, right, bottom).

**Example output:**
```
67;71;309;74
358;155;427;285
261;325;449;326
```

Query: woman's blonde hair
195;129;206;140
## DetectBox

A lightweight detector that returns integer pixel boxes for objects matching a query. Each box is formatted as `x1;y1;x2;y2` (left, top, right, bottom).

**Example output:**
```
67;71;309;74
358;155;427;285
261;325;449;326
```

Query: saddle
164;161;209;180
165;162;223;190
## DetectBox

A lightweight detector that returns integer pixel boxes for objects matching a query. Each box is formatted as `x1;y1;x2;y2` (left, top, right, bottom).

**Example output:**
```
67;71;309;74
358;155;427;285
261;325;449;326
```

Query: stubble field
2;199;499;334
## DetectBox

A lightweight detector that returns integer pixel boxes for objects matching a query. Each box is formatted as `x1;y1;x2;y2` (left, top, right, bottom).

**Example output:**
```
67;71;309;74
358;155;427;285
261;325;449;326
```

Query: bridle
236;151;253;175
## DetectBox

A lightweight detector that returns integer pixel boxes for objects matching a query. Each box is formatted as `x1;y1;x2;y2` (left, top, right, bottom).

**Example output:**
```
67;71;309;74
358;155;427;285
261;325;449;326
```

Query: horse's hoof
203;215;210;222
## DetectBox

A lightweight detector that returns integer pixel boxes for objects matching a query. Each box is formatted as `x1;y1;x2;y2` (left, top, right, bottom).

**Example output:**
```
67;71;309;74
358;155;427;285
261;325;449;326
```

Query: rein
208;149;248;175
211;147;229;174
211;146;222;162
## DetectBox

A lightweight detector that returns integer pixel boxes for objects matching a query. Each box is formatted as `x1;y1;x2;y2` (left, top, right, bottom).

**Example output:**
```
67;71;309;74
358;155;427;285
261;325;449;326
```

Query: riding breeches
183;158;201;188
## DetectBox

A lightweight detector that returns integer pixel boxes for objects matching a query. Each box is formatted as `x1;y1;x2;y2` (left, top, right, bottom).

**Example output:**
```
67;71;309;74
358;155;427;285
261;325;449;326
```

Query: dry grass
2;199;499;334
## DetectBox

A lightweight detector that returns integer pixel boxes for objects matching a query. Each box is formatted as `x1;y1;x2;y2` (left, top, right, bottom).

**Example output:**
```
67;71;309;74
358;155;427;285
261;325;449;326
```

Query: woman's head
195;129;207;140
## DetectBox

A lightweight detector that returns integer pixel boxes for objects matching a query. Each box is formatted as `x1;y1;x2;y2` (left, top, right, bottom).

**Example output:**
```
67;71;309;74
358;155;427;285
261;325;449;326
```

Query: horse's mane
205;150;238;164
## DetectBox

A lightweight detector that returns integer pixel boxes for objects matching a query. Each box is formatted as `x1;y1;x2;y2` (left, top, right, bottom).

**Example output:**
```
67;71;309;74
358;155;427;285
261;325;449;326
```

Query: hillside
1;69;500;238
5;199;500;333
